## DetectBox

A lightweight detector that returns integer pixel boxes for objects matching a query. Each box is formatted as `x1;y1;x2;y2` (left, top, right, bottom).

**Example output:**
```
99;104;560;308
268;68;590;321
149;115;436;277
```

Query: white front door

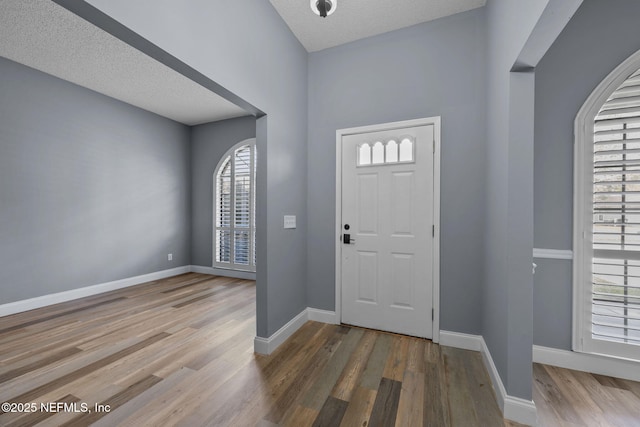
340;124;434;338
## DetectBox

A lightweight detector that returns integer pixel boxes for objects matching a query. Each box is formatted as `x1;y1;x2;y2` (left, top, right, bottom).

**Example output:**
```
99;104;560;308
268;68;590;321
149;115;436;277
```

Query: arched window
575;51;640;361
214;139;256;272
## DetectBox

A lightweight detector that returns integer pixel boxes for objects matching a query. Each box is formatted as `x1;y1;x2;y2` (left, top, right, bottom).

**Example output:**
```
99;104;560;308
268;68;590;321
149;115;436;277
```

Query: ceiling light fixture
310;0;336;18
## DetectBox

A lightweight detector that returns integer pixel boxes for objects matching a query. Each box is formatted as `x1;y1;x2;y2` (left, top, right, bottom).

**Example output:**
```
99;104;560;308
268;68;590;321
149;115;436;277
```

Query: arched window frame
574;49;640;361
213;138;256;272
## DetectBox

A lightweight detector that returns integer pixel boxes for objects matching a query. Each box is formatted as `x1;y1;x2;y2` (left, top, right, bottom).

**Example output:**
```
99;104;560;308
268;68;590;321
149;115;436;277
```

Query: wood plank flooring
0;273;639;426
533;363;640;427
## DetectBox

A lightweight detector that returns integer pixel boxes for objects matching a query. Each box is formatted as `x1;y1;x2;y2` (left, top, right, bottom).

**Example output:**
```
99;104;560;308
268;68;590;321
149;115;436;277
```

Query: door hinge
433;140;435;153
432;308;434;321
432;225;435;237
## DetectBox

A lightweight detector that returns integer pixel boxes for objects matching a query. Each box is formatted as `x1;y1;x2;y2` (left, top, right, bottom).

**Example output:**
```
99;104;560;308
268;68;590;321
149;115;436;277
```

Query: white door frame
335;117;441;343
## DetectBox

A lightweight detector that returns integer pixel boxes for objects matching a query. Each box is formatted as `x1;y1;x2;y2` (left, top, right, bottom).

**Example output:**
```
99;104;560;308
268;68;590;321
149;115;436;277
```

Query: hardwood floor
533;363;640;427
0;273;638;426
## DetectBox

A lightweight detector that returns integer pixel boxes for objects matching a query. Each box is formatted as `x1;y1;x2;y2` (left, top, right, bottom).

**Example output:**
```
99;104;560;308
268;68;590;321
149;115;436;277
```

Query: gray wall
306;9;488;334
483;0;550;400
86;0;309;337
533;258;573;349
190;116;256;268
534;0;640;349
0;56;191;304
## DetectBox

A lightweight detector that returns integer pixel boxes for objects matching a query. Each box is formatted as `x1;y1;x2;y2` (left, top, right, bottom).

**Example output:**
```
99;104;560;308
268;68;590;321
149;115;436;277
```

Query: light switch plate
284;215;296;229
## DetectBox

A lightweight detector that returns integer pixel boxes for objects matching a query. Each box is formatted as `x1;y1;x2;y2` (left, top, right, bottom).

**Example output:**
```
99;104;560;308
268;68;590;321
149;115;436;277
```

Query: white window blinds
216;157;232;264
591;67;640;348
214;142;256;272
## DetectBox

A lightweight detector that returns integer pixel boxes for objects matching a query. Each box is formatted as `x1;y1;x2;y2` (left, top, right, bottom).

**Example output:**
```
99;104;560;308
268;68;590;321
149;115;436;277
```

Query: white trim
252;336;271;355
573;48;640;355
441;331;538;426
307;308;338;324
478;337;538;426
190;265;256;280
532;248;573;260
432;118;441;343
478;337;506;413
335;127;343;330
253;309;309;355
533;345;640;382
335;117;441;342
0;266;190;317
504;396;539;427
439;330;482;351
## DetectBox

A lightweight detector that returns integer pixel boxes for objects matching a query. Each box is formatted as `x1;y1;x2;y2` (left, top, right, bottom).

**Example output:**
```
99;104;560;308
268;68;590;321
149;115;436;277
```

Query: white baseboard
479;337;538;426
477;336;507;413
307;308;338;324
252;336;270;355
439;330;483;351
254;308;309;355
503;395;538;426
0;266;191;317
441;330;538;426
189;265;256;280
533;345;640;382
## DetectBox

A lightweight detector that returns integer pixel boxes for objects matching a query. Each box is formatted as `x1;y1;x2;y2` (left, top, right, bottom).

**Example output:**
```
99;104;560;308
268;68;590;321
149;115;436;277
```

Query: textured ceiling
270;0;487;52
0;0;249;126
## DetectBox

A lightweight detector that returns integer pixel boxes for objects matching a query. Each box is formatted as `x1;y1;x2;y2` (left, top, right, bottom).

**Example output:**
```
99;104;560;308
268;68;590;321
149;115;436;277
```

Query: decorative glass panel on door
372;141;384;164
400;138;414;162
357;138;414;166
386;140;399;163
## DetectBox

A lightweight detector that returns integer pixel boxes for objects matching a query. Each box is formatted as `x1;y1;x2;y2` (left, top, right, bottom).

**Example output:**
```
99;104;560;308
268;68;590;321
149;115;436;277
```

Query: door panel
390;171;414;235
357;251;378;303
357;174;378;234
341;125;434;338
390;253;414;307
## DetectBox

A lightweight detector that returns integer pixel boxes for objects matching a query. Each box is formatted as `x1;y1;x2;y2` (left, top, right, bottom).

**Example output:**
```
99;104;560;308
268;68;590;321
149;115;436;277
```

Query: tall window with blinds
577;62;640;361
214;140;256;272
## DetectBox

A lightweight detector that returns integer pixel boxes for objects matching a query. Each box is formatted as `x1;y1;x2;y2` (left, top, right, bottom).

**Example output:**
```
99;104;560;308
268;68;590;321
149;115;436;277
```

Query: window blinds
215;144;256;271
592;68;640;345
216;158;232;264
233;146;252;266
